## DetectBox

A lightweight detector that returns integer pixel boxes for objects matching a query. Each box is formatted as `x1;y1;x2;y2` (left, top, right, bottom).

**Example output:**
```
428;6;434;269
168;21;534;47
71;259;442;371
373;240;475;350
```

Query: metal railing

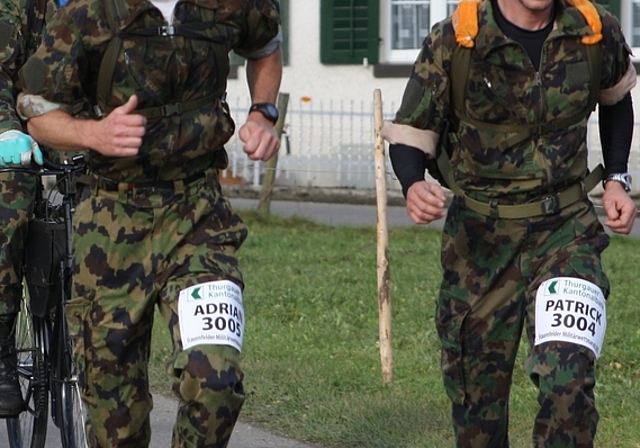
222;96;640;195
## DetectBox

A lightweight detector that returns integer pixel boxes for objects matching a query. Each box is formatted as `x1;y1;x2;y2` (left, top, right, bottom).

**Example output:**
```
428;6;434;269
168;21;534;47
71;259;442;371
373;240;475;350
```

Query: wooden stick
258;92;290;215
373;89;393;386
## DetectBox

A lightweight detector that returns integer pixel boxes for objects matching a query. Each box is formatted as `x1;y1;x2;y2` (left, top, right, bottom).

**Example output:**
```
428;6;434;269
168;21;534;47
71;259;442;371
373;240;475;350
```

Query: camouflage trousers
0;172;37;315
436;196;610;448
65;168;248;448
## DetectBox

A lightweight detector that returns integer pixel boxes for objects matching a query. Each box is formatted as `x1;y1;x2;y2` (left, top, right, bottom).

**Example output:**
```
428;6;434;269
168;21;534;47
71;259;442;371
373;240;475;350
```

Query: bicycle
2;154;88;448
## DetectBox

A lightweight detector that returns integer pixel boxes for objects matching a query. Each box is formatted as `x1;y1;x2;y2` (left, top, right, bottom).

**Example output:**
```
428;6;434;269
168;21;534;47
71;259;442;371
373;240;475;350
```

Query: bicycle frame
3;154;88;448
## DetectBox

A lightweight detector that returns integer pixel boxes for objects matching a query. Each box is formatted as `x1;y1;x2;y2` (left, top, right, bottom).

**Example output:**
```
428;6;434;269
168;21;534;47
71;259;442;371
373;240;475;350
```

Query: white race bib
535;277;606;358
178;280;244;352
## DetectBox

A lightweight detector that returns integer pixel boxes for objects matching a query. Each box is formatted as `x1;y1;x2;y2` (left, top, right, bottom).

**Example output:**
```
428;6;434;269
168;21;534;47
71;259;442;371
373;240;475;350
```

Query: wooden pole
373;89;393;386
257;92;290;215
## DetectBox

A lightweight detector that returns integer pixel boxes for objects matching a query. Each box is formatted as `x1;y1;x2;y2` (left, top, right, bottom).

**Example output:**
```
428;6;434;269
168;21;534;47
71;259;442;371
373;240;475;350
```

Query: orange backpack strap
452;0;602;45
452;0;481;48
565;0;603;44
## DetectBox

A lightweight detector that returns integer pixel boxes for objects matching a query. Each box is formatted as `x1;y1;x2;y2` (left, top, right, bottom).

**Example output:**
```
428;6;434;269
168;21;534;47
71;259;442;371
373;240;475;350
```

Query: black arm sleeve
389;143;428;198
599;92;634;175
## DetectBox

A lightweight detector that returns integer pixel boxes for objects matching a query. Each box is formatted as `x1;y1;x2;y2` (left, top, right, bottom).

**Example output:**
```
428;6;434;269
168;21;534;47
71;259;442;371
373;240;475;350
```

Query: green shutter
281;0;289;66
230;0;289;66
320;0;380;65
593;0;621;18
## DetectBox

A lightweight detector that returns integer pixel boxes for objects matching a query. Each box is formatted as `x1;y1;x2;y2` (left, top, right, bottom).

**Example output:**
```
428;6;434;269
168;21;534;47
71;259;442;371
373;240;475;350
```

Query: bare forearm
239;48;282;162
26;96;145;157
26;109;95;152
245;47;283;104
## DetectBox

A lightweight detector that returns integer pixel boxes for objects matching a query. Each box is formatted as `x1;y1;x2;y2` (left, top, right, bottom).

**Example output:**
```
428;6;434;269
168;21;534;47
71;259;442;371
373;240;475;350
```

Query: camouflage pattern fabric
391;1;633;446
0;172;36;314
66;169;248;447
394;0;631;201
18;0;281;183
0;0;57;314
437;197;610;447
19;1;280;445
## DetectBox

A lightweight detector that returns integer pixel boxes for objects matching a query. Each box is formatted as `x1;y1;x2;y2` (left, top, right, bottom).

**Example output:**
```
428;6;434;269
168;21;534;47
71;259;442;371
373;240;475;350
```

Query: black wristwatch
603;172;632;192
249;102;279;124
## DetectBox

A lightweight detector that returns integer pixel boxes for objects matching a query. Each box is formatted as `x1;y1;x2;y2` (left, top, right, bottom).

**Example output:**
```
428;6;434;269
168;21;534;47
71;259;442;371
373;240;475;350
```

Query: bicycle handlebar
0;153;85;177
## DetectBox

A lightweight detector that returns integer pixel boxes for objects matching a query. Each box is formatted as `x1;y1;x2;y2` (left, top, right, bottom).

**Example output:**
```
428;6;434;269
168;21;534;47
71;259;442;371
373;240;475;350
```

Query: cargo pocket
64;296;92;395
435;293;471;405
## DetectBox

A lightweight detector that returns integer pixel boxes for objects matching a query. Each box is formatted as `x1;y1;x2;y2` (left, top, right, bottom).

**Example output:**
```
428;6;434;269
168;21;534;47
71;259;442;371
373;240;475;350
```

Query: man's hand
406;180;448;224
238;115;280;161
90;95;146;157
0;130;43;167
602;181;637;234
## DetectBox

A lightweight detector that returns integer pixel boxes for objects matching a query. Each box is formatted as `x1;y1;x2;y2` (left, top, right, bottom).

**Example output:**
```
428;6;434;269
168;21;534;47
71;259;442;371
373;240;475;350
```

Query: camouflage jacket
18;0;280;182
392;0;634;202
0;0;56;133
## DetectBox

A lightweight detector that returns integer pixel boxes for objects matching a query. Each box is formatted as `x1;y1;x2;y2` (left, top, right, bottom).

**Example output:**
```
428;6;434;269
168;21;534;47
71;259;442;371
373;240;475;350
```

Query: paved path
2;197;637;447
1;393;319;447
232;198;417;228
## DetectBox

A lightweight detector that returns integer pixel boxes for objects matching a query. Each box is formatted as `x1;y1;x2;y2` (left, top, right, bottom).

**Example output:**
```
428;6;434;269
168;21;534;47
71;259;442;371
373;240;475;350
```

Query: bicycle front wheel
58;366;89;448
53;315;88;448
6;297;49;448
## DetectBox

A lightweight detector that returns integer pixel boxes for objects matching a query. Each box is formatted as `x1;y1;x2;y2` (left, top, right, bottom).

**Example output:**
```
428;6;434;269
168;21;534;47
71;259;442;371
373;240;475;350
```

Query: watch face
263;103;278;118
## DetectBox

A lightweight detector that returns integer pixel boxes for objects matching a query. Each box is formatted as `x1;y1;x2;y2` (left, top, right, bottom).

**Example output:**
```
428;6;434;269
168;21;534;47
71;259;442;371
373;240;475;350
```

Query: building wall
226;2;408;115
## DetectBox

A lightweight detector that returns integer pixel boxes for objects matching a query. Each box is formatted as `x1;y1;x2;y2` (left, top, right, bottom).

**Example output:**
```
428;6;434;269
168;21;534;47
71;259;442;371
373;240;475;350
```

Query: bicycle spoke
6;300;48;448
59;371;89;448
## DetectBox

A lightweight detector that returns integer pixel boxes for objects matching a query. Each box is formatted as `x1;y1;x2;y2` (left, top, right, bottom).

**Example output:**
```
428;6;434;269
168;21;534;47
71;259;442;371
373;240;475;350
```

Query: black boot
0;313;25;417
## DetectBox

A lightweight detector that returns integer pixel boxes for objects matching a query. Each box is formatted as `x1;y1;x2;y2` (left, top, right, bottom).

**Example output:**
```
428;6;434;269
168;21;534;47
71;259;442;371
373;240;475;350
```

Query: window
320;0;381;65
320;0;455;65
619;0;640;51
381;0;456;63
595;0;640;59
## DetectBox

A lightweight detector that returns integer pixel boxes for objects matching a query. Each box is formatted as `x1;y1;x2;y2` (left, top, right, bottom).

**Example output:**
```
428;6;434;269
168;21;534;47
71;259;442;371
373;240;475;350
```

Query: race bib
178;280;244;352
535;277;606;358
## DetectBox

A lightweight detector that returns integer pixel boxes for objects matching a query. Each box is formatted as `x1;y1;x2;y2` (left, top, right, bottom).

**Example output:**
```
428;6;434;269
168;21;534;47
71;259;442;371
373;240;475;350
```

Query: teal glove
0;130;43;167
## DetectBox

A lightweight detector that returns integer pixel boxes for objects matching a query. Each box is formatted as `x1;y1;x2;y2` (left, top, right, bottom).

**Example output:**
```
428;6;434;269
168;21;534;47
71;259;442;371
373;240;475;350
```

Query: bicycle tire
6;296;49;448
57;365;88;448
54;312;88;448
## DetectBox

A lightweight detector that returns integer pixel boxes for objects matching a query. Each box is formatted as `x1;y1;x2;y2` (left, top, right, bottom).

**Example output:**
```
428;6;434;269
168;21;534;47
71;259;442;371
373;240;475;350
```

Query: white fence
222;96;640;195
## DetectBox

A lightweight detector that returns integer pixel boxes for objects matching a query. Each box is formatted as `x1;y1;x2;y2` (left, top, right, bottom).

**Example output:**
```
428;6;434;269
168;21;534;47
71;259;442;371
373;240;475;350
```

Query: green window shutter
320;0;380;65
593;0;621;18
230;0;289;66
281;0;289;65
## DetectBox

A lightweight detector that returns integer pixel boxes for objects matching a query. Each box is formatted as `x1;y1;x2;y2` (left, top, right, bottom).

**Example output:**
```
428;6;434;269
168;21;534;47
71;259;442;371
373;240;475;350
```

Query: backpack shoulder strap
450;44;471;123
95;0;127;116
585;41;603;111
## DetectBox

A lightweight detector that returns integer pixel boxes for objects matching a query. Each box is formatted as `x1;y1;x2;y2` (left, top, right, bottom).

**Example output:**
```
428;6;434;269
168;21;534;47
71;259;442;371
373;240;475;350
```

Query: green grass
150;211;640;448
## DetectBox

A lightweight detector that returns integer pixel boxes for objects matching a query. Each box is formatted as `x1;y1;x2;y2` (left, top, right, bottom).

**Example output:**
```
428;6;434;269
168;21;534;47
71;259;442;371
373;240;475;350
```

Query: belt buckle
541;194;559;215
161;103;182;116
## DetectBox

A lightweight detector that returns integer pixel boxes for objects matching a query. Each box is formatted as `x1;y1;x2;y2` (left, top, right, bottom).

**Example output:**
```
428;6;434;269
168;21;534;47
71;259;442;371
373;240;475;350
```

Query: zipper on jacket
483;77;516;116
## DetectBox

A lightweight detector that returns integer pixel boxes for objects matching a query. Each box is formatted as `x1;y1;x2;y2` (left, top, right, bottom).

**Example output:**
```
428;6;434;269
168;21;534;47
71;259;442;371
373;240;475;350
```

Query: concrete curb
222;185;640;217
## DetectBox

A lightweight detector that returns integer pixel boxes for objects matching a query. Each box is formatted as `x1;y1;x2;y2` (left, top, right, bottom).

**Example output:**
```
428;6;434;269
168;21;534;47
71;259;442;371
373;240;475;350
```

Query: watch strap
603;172;632;192
249;102;278;124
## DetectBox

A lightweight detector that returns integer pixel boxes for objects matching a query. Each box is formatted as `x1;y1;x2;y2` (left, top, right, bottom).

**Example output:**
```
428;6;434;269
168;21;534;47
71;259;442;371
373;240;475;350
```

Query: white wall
226;2;409;113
